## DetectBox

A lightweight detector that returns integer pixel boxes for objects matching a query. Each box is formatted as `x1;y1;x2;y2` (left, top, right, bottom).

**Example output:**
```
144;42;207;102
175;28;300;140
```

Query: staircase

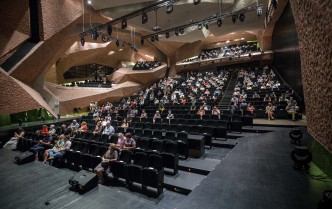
219;71;238;111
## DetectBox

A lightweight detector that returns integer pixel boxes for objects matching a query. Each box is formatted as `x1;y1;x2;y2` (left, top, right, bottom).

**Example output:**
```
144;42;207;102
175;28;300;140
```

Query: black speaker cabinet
69;170;98;194
15;151;34;164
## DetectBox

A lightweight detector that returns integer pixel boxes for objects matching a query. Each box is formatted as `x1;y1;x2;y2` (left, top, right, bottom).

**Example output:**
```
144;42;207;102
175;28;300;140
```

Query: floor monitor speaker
69;170;98;194
15;151;34;164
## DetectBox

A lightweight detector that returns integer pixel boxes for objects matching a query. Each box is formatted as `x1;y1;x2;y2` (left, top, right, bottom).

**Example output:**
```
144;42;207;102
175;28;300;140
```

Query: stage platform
175;127;332;209
1;125;330;209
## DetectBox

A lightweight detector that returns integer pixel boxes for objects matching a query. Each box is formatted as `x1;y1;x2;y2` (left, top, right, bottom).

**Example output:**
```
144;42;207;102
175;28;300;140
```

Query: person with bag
94;143;118;184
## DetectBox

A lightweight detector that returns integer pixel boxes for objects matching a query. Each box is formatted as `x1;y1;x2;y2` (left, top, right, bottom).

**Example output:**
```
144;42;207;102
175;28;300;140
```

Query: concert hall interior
0;1;331;209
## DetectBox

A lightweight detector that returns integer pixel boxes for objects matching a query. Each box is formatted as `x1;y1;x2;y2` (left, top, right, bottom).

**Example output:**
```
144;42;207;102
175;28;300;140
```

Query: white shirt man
102;122;115;135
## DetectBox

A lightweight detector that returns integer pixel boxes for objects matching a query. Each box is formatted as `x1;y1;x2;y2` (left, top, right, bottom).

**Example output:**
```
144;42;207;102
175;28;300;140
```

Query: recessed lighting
88;0;91;5
241;37;245;40
119;48;123;51
108;51;115;55
226;40;230;43
230;32;235;35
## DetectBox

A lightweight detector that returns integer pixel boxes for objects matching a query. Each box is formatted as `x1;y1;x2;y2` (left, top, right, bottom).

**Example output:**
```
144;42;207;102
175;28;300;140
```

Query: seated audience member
31;132;53;161
3;128;25;150
79;121;88;132
265;102;275;120
102;121;115;136
211;106;221;119
190;104;197;111
68;126;78;140
69;120;80;130
180;97;187;105
43;134;65;163
94;143;118;184
166;110;174;122
48;124;56;136
253;92;260;98
197;107;205;119
286;97;298;121
93;121;103;134
229;102;238;115
153;111;161;123
140;110;148;119
239;100;248;116
116;133;126;149
247;103;255;115
58;124;69;135
123;133;136;150
37;125;48;136
120;119;129;132
264;94;271;102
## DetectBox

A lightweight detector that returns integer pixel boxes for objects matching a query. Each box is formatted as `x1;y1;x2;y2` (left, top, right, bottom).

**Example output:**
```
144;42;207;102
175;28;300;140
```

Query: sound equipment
15;151;34;164
69;170;98;194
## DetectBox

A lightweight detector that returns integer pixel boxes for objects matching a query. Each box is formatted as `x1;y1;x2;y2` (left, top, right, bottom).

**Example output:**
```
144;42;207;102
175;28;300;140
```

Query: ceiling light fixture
239;12;245;22
151;36;155;42
179;28;184;34
121;19;127;29
217;17;222;27
166;32;170;38
155;34;159;41
142;12;148;24
166;2;173;14
198;23;203;30
107;25;112;36
194;0;201;5
87;0;91;5
80;37;85;46
257;5;262;16
232;14;238;23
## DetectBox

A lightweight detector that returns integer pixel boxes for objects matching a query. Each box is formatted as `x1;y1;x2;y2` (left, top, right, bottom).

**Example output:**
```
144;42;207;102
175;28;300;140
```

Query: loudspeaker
69;170;98;194
15;151;34;164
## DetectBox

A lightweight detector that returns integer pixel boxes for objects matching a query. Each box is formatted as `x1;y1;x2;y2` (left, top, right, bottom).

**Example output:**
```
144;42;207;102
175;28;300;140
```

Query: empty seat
142;167;164;196
161;152;178;175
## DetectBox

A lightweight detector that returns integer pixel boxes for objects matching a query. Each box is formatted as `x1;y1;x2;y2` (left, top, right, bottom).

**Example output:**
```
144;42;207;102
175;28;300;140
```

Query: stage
0;125;331;209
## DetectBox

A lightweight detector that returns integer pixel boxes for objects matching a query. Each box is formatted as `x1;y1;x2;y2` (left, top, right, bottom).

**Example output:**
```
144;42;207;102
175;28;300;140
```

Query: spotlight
239;12;245;22
166;32;170;38
175;29;179;36
91;29;98;40
80;37;85;46
155;34;159;41
194;0;200;5
166;2;173;14
198;23;203;30
116;39;119;47
101;34;109;42
232;14;238;23
142;13;148;24
141;38;144;45
179;28;184;34
151;36;155;42
121;19;127;29
257;6;262;16
217;17;222;27
107;25;112;36
204;22;209;30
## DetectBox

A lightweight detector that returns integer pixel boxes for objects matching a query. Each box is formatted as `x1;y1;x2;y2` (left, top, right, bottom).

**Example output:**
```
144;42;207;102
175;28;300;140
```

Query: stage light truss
79;0;181;38
141;4;263;40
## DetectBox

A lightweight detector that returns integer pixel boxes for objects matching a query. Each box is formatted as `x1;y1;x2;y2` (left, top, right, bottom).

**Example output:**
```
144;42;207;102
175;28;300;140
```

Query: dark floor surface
0;126;331;209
